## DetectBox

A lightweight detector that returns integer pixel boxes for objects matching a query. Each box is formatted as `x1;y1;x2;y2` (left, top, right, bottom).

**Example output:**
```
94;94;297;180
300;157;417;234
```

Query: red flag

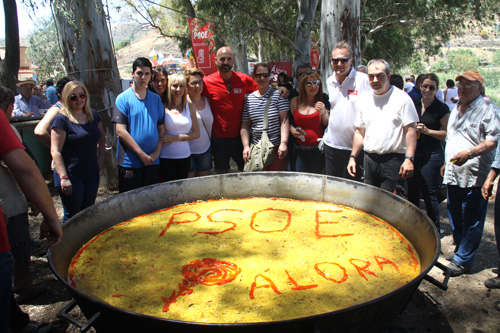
188;18;217;75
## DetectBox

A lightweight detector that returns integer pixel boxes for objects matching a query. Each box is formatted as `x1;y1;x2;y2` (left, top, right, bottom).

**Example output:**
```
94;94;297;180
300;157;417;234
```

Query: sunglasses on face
254;73;270;79
331;58;350;64
305;80;320;87
70;93;86;101
421;84;436;91
188;80;203;87
457;82;478;89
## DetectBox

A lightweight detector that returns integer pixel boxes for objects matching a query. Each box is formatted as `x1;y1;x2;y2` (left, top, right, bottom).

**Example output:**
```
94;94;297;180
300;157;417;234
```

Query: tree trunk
320;0;361;84
228;39;249;75
293;0;319;75
53;0;121;189
0;0;20;92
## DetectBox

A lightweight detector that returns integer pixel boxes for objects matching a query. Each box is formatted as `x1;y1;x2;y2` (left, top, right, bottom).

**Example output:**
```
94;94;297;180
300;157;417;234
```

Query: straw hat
16;78;37;87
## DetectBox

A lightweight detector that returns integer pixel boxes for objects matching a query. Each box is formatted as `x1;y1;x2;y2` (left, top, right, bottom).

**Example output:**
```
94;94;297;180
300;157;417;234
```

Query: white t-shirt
189;97;213;154
444;88;458;111
355;86;419;155
160;105;192;159
323;68;372;150
436;89;444;103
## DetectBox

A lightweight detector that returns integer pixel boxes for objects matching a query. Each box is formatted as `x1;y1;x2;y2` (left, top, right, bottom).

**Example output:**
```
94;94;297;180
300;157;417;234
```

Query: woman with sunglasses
185;68;213;177
149;66;169;105
159;73;200;181
50;81;105;222
407;73;450;230
241;62;290;171
289;72;329;173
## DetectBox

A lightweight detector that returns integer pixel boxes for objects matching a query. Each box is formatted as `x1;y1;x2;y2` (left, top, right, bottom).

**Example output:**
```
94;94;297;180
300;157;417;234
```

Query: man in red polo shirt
203;46;259;173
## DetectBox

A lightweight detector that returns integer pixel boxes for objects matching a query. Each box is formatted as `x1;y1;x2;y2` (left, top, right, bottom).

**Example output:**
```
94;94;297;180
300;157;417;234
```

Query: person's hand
315;102;327;115
347;158;357;178
290;126;302;139
416;122;430;136
39;216;62;249
399;159;414;179
440;163;446;178
139;152;154;166
278;86;289;98
278;142;288;159
22;112;34;118
243;146;251;163
60;178;73;196
482;179;494;200
449;150;470;166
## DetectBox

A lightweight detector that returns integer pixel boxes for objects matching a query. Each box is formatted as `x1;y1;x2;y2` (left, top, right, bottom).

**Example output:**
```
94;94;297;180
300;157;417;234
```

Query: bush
115;39;131;51
493;50;500;66
481;69;500;89
431;60;448;73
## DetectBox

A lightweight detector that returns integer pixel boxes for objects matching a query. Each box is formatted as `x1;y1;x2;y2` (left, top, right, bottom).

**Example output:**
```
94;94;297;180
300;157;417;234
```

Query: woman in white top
185;68;214;177
159;73;200;181
444;79;458;111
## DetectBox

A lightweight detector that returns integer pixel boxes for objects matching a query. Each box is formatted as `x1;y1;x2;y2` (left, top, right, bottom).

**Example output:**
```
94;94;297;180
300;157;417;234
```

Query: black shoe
484;276;500;289
18;321;52;333
446;260;471;277
14;285;47;303
444;252;455;261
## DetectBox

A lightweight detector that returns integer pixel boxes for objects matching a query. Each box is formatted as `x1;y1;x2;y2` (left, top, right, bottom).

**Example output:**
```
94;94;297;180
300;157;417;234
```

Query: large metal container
49;172;440;332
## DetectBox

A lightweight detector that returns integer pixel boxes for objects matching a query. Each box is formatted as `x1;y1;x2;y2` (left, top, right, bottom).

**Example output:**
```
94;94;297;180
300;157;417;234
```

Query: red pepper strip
285;270;318;290
249;274;282;299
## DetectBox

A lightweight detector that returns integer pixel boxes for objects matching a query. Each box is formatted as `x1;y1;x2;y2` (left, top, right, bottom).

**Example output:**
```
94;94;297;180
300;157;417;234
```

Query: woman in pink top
289;72;329;173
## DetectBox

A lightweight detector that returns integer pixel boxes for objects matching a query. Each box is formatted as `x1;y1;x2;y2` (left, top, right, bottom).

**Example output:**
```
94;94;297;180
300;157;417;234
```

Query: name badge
348;90;358;95
234;88;243;94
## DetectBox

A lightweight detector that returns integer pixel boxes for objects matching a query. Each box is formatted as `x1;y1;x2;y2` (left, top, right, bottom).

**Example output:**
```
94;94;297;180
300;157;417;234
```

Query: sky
0;0;123;40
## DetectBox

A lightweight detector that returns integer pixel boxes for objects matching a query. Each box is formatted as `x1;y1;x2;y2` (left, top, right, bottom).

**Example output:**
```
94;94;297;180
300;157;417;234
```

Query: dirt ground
20;178;500;333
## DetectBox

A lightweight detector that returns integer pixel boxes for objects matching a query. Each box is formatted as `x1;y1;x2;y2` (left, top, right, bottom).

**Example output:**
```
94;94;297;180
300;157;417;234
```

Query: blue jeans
407;150;444;228
295;146;324;174
190;147;213;172
447;185;488;267
0;251;14;333
54;171;100;223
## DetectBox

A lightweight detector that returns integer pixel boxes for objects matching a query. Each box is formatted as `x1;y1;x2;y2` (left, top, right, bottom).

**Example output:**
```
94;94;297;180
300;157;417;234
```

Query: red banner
188;18;217;76
310;49;319;71
268;62;293;83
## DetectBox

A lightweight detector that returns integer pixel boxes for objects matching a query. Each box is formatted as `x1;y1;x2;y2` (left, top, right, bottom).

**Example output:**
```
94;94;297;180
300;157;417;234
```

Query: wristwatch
405;156;414;162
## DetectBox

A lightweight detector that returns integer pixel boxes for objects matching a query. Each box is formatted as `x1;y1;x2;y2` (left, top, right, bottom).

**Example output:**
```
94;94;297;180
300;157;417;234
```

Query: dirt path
21;182;500;332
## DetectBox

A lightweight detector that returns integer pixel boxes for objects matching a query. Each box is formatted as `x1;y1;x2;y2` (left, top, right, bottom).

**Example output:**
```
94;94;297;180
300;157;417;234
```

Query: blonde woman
51;81;105;222
159;73;200;181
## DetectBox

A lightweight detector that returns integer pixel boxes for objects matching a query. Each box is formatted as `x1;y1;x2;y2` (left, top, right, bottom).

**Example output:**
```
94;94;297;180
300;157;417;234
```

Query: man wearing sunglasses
347;59;419;193
442;70;500;276
202;46;259;173
323;41;371;180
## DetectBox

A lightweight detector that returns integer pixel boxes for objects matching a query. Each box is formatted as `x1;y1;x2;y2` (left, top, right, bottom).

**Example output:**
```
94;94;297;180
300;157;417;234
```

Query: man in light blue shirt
12;79;51;118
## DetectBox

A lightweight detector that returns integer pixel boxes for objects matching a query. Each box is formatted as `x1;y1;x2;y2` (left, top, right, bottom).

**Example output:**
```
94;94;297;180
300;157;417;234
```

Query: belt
295;144;319;151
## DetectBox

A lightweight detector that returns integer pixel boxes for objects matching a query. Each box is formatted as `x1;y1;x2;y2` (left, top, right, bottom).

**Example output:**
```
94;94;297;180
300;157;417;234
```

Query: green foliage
431;60;449;73
481;69;500;89
115;38;130;51
361;0;500;69
447;49;479;73
27;18;67;82
493;51;500;66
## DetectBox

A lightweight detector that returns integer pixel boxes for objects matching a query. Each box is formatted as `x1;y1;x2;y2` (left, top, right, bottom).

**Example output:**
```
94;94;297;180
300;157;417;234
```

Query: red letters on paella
250;208;291;233
315;210;354;239
349;259;378;280
159;211;201;237
249;274;283;299
199;209;242;234
315;262;348;283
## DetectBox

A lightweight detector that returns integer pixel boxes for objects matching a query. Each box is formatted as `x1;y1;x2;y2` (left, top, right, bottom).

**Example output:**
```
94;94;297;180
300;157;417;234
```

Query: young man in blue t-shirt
112;57;165;193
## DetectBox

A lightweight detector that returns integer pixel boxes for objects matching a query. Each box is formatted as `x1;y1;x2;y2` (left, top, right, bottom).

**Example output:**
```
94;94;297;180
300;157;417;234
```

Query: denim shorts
190;147;213;172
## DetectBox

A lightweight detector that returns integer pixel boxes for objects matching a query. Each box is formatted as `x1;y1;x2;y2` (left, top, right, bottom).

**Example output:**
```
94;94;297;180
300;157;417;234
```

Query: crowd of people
1;41;500;332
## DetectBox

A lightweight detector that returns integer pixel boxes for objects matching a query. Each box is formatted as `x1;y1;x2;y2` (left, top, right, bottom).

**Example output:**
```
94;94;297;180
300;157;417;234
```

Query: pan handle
57;299;100;332
423;261;450;291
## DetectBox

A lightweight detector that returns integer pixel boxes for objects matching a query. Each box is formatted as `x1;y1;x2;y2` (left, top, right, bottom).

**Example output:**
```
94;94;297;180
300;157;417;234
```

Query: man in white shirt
323;41;371;180
347;59;419;192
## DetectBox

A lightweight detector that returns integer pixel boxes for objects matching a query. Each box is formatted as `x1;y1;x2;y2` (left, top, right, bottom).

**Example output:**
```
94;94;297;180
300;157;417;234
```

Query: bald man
202;46;259;173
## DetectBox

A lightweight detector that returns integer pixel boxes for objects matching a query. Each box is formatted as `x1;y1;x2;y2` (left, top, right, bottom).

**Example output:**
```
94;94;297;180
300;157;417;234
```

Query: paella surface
68;197;420;323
